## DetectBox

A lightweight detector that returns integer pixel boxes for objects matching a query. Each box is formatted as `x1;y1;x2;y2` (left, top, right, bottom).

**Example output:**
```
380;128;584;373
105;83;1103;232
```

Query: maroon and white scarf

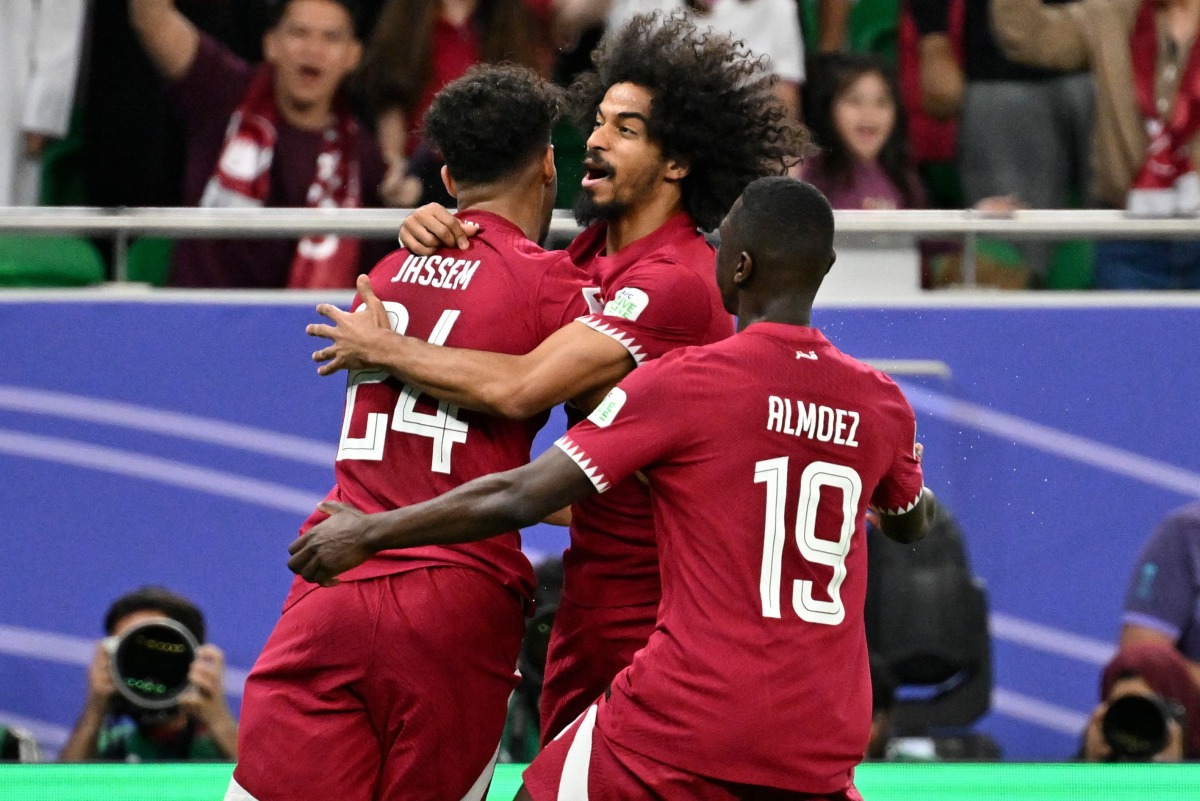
1127;0;1200;216
200;65;363;287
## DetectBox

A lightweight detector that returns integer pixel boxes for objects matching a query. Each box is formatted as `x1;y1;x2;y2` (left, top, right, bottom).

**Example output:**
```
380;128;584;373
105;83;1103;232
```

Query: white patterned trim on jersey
576;314;648;366
871;486;927;516
555;436;612;493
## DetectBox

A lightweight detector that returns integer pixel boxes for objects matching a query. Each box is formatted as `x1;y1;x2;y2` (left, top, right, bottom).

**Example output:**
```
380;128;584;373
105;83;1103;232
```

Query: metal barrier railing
1;207;1197;283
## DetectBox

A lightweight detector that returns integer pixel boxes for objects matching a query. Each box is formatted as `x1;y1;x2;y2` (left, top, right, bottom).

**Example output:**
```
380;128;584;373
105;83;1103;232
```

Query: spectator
913;0;1094;285
897;0;964;204
992;0;1200;289
130;0;390;288
0;1;87;206
802;52;925;210
1121;501;1200;689
804;52;1026;287
80;1;276;215
58;586;237;762
362;0;555;207
1080;642;1200;761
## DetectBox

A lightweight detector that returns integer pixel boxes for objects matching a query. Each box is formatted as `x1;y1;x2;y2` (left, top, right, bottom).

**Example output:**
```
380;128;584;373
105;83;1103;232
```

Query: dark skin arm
308;275;634;419
288;448;596;586
875;487;933;545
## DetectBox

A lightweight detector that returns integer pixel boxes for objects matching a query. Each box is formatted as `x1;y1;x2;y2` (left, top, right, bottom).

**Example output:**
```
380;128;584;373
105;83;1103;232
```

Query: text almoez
766;395;860;447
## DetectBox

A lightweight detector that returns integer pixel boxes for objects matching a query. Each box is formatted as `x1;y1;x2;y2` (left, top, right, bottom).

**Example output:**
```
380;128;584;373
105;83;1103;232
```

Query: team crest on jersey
588;387;627;428
603;287;649;321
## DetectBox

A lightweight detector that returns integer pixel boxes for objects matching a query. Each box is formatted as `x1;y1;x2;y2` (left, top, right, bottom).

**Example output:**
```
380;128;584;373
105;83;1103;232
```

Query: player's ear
542;145;556;185
825;248;837;277
664;155;690;183
735;251;753;286
440;165;458;199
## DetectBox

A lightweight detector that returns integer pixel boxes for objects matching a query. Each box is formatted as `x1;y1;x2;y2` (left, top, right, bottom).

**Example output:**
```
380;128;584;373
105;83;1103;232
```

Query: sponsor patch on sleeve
603;287;649;321
587;387;627;428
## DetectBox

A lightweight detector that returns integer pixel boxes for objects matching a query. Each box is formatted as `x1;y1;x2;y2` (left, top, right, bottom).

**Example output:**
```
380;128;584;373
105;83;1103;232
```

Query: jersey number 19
754;457;862;626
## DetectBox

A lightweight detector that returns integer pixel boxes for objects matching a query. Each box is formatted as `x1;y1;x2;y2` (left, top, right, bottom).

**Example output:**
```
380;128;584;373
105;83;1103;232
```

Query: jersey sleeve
1122;512;1200;640
554;354;690;492
533;254;595;341
869;392;926;515
576;259;715;366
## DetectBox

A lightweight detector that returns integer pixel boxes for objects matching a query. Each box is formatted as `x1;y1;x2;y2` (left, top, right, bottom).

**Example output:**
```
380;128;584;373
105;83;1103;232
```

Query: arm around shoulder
129;0;199;81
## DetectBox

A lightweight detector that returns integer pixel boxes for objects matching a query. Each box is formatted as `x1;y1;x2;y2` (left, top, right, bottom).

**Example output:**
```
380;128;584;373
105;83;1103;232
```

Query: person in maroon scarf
1080;642;1200;761
130;0;390;288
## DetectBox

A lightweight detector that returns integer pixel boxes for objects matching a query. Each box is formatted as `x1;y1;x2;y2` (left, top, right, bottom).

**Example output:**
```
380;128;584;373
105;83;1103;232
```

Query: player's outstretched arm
310;276;635;419
876;487;933;545
288;448;597;586
399;203;480;254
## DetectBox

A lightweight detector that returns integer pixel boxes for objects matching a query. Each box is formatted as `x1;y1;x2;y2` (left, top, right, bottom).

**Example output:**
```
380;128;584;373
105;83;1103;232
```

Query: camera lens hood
104;617;199;711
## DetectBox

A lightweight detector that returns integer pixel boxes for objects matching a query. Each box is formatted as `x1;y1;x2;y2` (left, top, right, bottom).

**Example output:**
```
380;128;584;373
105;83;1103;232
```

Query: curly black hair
570;11;809;231
104;586;206;644
423;64;564;187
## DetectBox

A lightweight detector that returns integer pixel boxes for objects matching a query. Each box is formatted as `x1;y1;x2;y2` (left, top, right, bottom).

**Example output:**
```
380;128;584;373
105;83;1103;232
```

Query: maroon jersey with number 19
555;322;924;792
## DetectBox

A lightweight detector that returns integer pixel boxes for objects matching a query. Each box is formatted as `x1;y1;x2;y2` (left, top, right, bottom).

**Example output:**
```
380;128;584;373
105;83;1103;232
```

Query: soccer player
305;11;806;742
290;176;931;799
227;66;591;801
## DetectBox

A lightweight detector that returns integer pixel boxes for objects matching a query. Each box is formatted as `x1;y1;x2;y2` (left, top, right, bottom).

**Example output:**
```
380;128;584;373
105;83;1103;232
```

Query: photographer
1080;643;1200;762
59;587;237;762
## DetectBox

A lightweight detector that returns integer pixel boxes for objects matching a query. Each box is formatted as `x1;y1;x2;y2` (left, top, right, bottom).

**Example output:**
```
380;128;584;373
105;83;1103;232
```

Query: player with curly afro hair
328;9;815;755
571;10;808;233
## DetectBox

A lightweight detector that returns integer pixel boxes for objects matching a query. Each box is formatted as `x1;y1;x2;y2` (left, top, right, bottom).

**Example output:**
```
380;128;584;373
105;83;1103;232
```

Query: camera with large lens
1100;693;1182;761
104;617;198;711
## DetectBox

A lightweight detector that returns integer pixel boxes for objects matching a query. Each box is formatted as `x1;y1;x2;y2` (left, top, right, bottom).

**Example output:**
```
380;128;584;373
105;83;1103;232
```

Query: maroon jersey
563;212;734;607
296;210;591;602
556;322;924;792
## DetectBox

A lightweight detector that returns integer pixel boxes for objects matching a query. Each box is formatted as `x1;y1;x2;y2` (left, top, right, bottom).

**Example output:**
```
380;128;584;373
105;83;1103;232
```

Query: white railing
1;207;1197;283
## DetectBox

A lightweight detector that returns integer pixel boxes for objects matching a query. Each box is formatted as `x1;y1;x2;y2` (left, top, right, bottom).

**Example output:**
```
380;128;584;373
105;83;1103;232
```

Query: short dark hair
424;64;564;186
104;586;207;644
728;177;834;278
268;0;361;35
571;11;809;231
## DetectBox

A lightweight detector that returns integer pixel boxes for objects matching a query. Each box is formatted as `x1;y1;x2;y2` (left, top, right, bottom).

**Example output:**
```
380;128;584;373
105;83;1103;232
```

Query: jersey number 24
336;301;467;474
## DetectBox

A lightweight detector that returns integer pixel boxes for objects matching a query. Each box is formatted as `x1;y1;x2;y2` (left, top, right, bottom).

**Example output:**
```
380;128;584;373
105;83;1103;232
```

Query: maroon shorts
231;568;524;801
538;596;657;743
524;699;865;801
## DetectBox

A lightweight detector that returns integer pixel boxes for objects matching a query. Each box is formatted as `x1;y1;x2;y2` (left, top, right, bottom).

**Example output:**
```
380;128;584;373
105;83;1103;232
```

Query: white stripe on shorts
460;740;502;801
556;703;598;801
224;777;259;801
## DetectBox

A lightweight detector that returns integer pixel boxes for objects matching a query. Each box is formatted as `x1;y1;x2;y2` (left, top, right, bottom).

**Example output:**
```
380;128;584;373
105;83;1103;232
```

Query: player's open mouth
581;159;614;189
299;65;323;82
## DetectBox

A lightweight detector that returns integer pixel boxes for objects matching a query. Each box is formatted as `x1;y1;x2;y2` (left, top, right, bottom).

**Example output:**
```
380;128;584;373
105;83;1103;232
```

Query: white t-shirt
606;0;805;82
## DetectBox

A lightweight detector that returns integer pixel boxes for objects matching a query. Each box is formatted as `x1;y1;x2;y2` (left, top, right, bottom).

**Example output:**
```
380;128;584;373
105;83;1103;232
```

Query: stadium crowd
3;0;1198;289
2;2;1200;796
